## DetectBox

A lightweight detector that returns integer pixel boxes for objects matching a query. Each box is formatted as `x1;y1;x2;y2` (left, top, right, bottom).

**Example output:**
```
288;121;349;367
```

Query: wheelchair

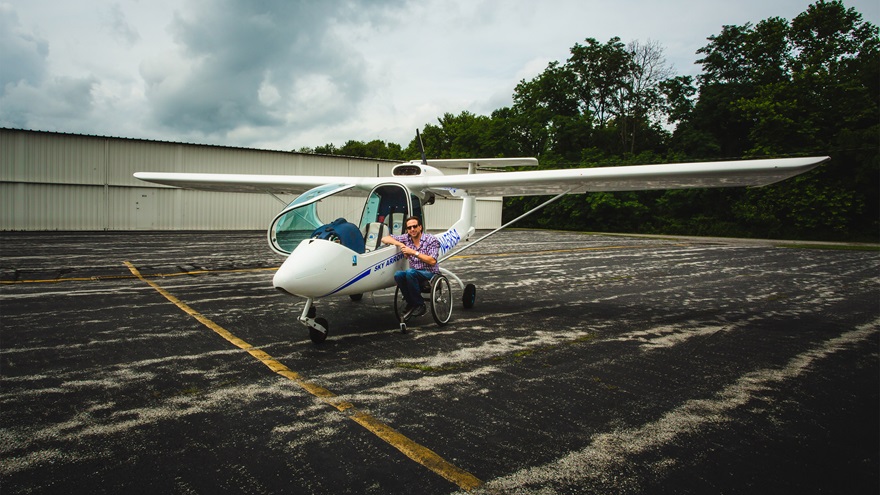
393;273;453;333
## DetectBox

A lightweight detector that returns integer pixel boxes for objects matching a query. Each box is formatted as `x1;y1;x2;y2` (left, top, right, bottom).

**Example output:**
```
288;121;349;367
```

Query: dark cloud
0;5;49;90
142;0;405;140
1;76;96;129
0;5;96;130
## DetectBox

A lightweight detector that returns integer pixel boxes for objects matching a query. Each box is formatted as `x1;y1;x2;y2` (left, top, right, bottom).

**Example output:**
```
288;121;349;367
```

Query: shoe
402;304;416;320
411;305;427;317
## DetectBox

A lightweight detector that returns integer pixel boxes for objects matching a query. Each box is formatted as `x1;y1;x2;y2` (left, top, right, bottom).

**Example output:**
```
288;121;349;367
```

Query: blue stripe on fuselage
320;251;404;297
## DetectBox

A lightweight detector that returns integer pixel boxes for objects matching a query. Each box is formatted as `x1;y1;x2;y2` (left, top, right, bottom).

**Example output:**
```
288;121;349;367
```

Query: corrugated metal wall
0;128;502;231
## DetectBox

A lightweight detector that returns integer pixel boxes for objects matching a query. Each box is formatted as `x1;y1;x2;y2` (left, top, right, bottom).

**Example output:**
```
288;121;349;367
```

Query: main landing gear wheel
462;283;476;309
430;275;453;326
309;317;328;344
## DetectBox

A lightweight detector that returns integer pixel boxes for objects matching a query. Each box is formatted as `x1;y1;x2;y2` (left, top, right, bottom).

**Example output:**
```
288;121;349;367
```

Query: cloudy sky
2;0;878;152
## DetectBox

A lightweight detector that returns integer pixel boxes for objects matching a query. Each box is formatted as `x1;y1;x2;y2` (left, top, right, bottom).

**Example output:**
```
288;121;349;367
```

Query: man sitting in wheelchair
381;216;440;319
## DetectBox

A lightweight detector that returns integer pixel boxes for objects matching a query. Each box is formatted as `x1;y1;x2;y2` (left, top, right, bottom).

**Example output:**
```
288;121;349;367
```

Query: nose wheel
309;318;329;343
299;299;328;344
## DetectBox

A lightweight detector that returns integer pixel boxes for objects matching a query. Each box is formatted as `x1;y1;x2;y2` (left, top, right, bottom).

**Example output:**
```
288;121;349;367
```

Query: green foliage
303;1;878;241
298;139;406;160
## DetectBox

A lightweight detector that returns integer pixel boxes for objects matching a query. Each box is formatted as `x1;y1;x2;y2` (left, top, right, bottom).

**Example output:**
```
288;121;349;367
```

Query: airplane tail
436;193;475;258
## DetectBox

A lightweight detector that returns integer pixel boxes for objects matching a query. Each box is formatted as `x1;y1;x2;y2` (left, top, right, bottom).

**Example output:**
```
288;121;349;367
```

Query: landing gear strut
299;298;328;344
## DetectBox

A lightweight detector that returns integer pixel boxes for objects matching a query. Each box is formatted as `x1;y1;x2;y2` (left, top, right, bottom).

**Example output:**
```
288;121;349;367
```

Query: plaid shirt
392;232;440;273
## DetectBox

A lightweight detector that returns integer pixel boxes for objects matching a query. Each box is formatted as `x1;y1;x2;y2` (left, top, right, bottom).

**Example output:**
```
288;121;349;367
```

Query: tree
731;0;879;239
509;37;676;161
660;76;696;126
298;139;405;160
567;37;631;128
304;1;878;241
509;60;582;160
618;39;674;154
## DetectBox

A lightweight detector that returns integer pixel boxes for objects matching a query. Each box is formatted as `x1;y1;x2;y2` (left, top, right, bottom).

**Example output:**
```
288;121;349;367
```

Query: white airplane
135;148;829;342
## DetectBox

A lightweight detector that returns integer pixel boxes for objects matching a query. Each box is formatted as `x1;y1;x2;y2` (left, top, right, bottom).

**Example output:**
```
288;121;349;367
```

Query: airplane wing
132;172;378;195
135;156;828;198
134;157;539;194
417;156;830;197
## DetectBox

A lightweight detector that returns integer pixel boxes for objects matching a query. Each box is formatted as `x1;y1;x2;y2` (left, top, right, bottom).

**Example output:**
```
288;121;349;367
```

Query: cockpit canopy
268;182;425;256
268;183;354;255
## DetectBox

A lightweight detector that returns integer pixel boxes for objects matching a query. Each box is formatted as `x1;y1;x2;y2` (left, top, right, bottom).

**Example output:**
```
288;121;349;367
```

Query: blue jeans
394;269;434;307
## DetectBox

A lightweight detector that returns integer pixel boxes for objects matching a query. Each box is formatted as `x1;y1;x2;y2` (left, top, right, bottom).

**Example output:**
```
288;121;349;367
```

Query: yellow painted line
150;267;279;278
350;411;482;491
0;274;141;284
123;260;482;491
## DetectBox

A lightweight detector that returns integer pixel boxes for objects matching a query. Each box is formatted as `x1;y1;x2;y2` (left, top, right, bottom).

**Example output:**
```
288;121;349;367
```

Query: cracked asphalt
1;230;878;494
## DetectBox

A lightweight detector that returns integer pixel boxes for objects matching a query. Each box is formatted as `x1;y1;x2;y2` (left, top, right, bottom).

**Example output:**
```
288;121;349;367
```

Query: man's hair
404;216;422;227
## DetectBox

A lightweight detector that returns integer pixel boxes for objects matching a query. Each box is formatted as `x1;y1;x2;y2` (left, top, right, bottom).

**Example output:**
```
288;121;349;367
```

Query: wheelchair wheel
429;275;453;326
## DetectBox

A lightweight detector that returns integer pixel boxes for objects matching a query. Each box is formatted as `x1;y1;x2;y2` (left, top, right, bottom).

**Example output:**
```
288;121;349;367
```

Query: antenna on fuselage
416;129;428;165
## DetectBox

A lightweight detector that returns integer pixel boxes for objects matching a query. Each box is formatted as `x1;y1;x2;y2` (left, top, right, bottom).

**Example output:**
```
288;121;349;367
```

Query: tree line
297;1;878;242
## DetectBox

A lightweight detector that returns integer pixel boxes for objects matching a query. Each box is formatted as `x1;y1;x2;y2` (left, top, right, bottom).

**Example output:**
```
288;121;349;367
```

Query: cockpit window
286;183;354;209
269;183;355;255
358;185;411;235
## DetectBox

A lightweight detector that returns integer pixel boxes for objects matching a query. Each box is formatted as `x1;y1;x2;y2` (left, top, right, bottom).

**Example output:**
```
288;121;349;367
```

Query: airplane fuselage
273;226;467;298
273;239;407;298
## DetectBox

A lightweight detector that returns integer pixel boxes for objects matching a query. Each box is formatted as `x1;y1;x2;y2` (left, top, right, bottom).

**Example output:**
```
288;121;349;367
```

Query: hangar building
1;128;502;232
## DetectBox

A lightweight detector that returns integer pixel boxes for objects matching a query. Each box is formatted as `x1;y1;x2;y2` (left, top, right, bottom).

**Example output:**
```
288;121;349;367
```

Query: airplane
134;143;829;343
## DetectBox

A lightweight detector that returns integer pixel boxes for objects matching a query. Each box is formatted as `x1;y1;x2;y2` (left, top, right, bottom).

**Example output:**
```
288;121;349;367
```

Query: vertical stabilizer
434;162;479;257
436;193;475;258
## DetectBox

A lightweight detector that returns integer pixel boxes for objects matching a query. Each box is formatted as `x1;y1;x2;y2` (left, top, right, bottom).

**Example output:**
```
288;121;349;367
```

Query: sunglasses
406;225;420;230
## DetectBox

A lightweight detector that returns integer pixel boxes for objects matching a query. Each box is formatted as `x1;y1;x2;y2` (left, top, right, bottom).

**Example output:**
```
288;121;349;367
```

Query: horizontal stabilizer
419;157;538;169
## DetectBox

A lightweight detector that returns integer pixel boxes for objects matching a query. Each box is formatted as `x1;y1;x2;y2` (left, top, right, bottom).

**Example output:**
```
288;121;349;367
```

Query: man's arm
419;253;437;266
418;235;439;266
381;235;404;248
382;235;436;265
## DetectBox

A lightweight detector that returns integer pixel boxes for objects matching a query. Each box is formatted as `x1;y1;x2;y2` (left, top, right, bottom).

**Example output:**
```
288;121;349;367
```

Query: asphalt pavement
1;230;878;494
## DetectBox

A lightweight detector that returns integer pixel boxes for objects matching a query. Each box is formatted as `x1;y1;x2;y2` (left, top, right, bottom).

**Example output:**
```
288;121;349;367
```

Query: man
382;216;440;318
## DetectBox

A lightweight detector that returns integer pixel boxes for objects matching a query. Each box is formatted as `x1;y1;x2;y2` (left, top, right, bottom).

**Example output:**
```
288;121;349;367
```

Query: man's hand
381;236;412;254
380;235;401;247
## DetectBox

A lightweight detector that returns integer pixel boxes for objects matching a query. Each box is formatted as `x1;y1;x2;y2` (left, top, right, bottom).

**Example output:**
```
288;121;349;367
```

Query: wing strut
269;192;289;206
439;188;573;262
